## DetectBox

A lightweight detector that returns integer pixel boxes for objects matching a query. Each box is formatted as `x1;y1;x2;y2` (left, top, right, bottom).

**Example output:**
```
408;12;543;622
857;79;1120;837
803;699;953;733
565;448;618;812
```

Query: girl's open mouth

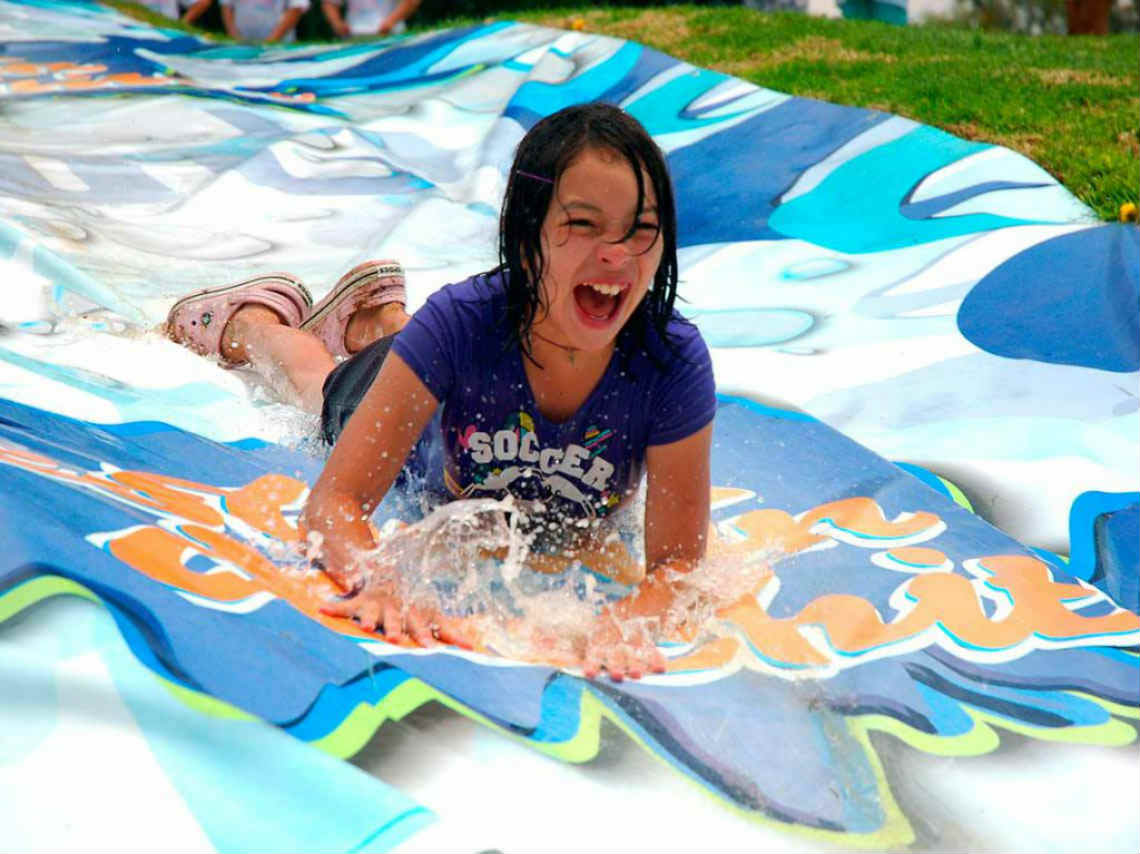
573;281;627;327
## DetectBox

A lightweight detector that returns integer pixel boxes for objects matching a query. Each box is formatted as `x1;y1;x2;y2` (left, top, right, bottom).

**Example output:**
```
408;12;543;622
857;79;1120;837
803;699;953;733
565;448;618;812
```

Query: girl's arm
301;352;439;639
642;422;712;577
582;423;713;680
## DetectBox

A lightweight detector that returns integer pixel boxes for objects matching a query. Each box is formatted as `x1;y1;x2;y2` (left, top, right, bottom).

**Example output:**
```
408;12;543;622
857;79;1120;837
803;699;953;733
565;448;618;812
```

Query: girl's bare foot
344;303;411;353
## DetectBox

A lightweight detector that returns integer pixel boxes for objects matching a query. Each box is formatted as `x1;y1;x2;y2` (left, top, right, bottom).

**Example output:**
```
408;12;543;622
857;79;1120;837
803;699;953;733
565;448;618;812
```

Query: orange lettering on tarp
107;526;258;601
714;559;1139;671
715;498;942;562
5;445;1136;669
0;445;386;638
1;61;110;79
1;62;46;76
110;470;224;527
105;521;378;640
267;91;316;103
800;497;941;540
975;555;1139;640
885;546;946;567
9;79;53;94
710;487;754;507
669;502;1138;672
0;446;223;524
0;445;61;473
63;78;106;91
103;72;175;88
667;636;742;673
3;71;174;94
225;474;306;542
57;63;107;77
718;596;830;667
726;507;825;554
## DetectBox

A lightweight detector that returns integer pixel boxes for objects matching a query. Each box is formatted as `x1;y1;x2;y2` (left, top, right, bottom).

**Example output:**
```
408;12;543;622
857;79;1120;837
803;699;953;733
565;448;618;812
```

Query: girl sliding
164;103;716;680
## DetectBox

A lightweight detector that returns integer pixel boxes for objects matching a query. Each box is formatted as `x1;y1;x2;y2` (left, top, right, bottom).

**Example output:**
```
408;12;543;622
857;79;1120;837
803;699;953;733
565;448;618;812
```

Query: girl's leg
166;262;410;414
222;305;335;413
222;302;411;414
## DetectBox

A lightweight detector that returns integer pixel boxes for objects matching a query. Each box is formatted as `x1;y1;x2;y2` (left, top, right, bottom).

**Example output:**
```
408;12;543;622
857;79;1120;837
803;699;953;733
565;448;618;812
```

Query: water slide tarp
1;1;1138;851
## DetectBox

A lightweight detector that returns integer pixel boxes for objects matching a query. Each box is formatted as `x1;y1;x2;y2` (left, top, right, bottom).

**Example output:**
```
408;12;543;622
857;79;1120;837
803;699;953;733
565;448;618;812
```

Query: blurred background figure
321;0;421;36
137;0;213;25
181;0;212;24
220;0;310;42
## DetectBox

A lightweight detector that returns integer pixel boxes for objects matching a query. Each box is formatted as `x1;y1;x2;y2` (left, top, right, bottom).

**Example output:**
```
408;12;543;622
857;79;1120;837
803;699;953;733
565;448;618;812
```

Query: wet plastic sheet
1;1;1137;851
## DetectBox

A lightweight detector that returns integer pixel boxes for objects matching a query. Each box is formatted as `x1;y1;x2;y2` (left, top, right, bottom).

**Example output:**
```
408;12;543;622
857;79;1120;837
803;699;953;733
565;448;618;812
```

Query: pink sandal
164;273;312;363
300;260;406;359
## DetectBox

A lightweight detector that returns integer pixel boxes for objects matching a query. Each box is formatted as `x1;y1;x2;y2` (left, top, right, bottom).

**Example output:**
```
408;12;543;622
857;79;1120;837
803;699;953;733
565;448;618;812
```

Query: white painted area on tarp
374;700;1140;854
371;704;822;854
0;615;215;853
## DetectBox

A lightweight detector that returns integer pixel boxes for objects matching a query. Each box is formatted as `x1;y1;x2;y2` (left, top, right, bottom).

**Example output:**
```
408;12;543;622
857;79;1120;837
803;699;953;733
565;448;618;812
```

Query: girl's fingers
435;617;472;649
578;638;665;682
322;594;477;652
358;599;381;632
605;647;627;683
631;642;665;677
582;649;602;679
319;598;355;618
407;609;437;647
382;603;404;643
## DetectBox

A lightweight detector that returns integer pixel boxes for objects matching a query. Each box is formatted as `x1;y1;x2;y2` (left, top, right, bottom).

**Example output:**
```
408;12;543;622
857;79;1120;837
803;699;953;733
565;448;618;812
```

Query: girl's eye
636;221;659;232
567;219;596;229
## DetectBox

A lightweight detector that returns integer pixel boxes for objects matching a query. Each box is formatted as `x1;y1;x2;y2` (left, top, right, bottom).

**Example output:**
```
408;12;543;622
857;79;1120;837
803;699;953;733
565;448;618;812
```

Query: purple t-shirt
392;271;715;523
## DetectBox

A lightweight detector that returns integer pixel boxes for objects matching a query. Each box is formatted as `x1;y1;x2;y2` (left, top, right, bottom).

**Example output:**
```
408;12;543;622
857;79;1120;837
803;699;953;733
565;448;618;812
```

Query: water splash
343;496;782;672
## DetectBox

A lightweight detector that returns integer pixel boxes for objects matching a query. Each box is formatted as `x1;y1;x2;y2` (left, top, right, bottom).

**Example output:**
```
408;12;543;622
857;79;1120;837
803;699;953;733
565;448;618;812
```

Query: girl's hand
320;585;469;648
315;558;361;595
582;611;666;682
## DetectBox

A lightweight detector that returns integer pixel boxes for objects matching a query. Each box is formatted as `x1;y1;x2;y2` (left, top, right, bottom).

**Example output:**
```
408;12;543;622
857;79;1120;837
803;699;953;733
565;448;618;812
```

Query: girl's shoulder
664;310;708;353
416;269;509;337
407;269;514;371
424;268;507;313
626;308;711;372
393;269;514;401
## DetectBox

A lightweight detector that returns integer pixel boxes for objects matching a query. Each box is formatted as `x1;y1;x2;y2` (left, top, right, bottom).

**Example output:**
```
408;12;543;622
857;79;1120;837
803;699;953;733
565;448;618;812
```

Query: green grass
486;7;1139;221
108;1;1139;220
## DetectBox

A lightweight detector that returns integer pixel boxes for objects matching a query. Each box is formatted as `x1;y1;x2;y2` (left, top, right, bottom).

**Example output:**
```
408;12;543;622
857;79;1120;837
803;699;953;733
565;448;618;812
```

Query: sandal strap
240;284;309;328
299;260;405;359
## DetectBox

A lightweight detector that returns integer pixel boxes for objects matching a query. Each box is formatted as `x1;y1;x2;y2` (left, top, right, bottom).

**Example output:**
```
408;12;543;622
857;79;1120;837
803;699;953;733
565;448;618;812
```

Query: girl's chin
563;317;624;352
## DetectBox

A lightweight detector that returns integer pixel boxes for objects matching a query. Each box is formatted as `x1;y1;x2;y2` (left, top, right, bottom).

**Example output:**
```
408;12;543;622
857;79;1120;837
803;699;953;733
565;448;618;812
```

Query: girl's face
533;146;664;354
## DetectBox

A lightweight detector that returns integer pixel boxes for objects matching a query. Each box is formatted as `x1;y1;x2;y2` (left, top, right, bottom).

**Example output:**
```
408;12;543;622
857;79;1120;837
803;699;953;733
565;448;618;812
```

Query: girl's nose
596;237;630;266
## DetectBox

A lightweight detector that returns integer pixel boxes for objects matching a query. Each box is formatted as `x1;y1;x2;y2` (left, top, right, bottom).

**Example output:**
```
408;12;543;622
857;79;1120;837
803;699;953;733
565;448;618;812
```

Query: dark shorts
320;334;396;445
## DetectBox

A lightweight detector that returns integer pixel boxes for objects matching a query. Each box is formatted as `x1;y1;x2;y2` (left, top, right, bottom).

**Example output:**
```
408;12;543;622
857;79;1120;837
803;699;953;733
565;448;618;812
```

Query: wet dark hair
496;102;679;360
